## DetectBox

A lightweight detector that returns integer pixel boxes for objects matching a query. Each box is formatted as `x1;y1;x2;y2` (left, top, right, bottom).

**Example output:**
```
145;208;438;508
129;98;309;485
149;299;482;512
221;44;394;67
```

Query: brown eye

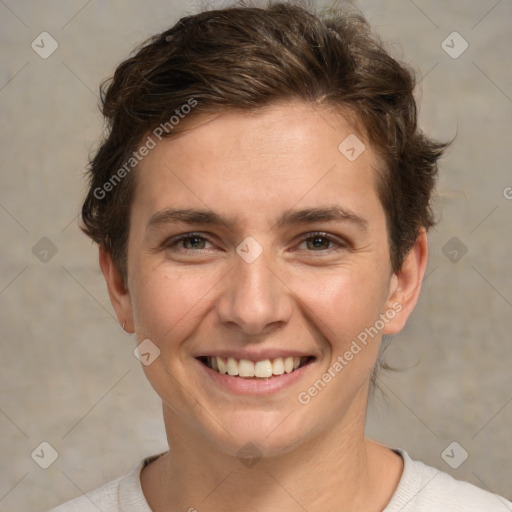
181;236;207;250
305;235;332;251
165;233;213;251
299;232;345;252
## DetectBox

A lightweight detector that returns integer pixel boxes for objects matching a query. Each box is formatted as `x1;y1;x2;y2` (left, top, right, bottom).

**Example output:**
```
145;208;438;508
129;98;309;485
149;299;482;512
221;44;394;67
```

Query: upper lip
194;350;315;361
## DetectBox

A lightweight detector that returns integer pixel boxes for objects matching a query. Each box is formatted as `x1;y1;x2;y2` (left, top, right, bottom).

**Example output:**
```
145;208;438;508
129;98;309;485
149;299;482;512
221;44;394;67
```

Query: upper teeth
208;356;305;378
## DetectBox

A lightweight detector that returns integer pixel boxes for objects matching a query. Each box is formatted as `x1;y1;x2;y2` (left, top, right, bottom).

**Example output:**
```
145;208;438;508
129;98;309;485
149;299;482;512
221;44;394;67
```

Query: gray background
1;0;511;510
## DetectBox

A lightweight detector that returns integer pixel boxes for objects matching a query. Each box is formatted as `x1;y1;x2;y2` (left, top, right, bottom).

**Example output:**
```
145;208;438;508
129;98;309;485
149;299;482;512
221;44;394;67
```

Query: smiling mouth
197;356;314;378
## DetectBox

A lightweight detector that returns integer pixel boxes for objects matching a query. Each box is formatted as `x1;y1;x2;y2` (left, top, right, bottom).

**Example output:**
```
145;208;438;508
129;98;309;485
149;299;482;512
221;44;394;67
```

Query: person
49;1;512;511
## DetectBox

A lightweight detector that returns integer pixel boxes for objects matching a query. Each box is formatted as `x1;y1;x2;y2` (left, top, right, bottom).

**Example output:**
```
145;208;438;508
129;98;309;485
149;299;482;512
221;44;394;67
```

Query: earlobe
382;228;429;335
99;247;135;333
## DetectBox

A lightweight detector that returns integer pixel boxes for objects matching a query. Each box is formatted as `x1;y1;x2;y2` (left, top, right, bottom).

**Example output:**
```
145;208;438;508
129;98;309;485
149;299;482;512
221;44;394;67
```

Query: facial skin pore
100;101;428;511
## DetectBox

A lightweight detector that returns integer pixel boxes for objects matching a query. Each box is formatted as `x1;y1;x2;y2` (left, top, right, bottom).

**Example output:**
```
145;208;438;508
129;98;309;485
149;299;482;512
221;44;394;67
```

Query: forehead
132;101;385;231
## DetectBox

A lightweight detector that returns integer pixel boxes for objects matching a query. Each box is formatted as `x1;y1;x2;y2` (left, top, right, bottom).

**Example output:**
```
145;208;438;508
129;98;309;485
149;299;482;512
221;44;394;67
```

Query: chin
202;410;313;460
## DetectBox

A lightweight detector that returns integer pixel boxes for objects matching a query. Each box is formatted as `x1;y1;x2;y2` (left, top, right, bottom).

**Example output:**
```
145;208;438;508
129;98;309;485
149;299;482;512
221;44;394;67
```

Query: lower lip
196;358;314;396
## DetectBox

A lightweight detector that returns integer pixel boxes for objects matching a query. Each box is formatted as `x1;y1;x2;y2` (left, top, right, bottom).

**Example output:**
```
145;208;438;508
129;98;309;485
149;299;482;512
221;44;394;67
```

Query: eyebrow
147;206;369;232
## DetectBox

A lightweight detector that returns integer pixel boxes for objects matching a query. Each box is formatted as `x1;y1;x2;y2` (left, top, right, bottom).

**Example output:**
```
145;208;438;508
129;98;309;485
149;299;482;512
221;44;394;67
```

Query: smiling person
50;1;512;511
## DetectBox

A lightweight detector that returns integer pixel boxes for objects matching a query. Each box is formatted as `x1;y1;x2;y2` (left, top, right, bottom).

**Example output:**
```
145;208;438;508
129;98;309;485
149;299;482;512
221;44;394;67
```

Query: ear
382;228;429;335
99;247;134;333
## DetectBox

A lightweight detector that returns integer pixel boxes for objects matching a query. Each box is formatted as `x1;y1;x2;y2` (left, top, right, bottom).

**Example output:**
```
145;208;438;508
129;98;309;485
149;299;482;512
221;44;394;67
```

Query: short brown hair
81;0;448;279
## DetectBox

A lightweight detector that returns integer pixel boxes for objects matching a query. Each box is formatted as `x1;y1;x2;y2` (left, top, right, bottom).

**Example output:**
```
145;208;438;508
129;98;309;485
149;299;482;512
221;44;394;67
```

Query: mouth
197;355;315;379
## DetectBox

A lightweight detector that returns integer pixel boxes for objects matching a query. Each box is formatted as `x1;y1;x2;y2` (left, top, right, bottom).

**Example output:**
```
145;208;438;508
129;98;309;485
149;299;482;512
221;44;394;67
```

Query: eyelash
164;231;347;254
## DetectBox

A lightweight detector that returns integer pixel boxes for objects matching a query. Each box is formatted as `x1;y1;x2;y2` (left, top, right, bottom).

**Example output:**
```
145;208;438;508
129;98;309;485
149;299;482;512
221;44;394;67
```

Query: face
102;101;426;458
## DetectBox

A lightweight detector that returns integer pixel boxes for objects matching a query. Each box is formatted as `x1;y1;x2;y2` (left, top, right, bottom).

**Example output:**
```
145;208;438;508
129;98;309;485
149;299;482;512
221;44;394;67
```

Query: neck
141;393;402;512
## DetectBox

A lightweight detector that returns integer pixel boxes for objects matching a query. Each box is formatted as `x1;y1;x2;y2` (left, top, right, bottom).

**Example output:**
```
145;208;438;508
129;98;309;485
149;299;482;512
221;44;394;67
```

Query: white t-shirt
48;449;512;511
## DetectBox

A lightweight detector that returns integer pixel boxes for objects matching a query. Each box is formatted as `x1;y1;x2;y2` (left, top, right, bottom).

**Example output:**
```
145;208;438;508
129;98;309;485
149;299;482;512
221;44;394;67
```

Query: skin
100;100;428;511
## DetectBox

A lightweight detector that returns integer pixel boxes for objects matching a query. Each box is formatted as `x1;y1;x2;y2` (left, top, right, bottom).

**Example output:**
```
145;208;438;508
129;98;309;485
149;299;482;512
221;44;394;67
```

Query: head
82;1;447;457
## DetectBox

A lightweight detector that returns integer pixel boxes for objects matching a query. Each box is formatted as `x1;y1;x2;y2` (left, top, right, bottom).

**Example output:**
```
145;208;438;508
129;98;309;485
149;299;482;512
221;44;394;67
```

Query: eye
162;231;347;256
165;233;214;252
298;232;346;252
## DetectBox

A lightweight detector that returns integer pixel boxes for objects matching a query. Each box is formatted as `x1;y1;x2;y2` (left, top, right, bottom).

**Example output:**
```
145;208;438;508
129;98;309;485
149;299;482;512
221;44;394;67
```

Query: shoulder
47;474;125;512
47;455;160;512
385;449;512;512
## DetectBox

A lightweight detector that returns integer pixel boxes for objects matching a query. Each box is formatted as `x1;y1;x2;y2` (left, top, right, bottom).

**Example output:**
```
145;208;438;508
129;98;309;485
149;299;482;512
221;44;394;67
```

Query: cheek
129;262;223;342
289;264;389;354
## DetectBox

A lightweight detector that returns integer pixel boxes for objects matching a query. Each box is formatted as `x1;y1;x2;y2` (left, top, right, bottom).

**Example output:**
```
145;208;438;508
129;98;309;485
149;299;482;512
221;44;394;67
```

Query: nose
215;248;293;336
